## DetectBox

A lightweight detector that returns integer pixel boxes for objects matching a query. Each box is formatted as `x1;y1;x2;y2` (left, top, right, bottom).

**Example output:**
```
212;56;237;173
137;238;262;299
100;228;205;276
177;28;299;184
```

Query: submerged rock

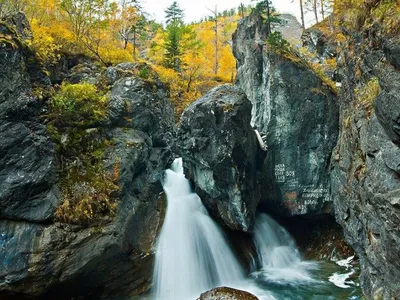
179;85;260;232
233;13;339;217
198;287;259;300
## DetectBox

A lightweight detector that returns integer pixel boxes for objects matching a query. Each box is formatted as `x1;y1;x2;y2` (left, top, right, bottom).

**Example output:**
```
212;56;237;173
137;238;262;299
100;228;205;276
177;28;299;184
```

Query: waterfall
152;159;322;300
151;159;361;299
252;214;318;284
153;158;248;300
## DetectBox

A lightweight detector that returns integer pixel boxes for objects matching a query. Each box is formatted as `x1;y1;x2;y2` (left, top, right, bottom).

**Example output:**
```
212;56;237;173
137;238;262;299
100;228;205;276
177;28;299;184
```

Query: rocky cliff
0;15;175;299
330;13;400;299
232;7;400;299
233;13;339;216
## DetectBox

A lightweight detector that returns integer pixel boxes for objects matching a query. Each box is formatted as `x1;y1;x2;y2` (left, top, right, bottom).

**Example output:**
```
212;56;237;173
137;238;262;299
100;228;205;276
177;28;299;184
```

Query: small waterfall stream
252;214;317;283
152;158;361;300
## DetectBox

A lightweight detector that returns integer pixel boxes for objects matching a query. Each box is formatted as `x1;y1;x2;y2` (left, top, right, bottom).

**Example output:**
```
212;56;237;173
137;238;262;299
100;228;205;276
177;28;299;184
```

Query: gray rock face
331;30;400;299
0;16;59;222
178;85;259;232
233;13;339;216
301;28;336;60
272;14;303;45
0;15;175;299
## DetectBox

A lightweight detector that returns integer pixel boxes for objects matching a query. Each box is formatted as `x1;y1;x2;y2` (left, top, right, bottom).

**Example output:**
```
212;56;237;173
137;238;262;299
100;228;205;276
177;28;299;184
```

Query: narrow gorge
0;1;399;299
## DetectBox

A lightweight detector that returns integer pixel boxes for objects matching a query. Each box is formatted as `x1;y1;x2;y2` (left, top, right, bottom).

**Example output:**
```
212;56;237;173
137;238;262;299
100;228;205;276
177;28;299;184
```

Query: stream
149;158;362;300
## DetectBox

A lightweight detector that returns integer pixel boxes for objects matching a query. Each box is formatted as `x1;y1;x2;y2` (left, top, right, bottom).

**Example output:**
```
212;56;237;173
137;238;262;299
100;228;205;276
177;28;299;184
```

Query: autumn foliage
0;0;243;120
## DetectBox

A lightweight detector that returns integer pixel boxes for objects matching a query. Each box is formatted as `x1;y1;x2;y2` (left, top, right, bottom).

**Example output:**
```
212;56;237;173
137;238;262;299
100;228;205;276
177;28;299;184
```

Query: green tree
165;1;184;25
164;23;182;70
130;14;147;60
252;0;280;34
163;1;188;71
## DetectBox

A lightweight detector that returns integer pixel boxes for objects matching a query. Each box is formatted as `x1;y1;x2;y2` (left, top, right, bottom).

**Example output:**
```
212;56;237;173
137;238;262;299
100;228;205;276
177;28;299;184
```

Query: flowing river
149;158;361;300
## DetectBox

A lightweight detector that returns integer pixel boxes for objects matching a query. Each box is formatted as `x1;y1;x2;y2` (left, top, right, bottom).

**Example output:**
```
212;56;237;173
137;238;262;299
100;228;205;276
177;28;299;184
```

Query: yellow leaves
192;15;238;80
355;77;380;106
99;46;133;65
336;33;347;43
369;0;400;35
148;28;166;65
28;19;61;67
218;44;236;82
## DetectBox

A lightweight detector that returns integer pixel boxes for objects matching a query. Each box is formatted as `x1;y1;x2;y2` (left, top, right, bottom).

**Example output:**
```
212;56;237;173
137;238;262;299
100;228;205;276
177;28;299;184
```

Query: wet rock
198;287;259;300
282;214;355;261
233;13;339;217
331;28;400;299
179;85;260;232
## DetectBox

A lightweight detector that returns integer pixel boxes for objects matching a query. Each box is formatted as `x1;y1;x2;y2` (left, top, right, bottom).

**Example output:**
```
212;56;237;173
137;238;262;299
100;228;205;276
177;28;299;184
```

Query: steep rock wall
233;14;339;216
0;15;175;299
331;22;400;299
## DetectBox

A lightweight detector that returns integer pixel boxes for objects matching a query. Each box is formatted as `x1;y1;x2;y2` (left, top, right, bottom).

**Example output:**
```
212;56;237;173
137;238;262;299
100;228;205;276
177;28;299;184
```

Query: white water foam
152;158;274;300
336;256;355;268
251;213;318;285
329;271;355;288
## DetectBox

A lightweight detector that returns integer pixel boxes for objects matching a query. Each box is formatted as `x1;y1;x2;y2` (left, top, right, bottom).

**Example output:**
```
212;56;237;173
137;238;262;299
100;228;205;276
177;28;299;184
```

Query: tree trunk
240;3;244;18
313;0;319;23
266;0;271;34
320;0;325;19
133;29;137;60
208;5;219;75
300;0;305;28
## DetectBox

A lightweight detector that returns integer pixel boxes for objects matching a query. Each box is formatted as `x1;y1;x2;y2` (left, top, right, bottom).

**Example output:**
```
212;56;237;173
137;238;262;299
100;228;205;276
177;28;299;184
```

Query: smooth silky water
144;159;362;300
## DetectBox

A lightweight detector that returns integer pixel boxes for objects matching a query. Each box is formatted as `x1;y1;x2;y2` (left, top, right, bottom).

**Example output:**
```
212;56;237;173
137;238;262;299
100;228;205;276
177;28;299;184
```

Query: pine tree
252;0;280;34
165;1;184;25
163;1;185;71
164;24;183;71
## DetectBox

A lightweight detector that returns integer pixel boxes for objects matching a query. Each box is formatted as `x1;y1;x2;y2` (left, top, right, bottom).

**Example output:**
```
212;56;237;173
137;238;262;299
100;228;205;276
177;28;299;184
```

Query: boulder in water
197;287;259;300
178;84;260;232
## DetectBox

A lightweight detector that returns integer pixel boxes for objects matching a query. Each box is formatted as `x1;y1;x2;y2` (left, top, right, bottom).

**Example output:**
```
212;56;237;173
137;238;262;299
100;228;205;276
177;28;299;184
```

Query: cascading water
153;158;251;300
251;214;317;284
152;159;362;300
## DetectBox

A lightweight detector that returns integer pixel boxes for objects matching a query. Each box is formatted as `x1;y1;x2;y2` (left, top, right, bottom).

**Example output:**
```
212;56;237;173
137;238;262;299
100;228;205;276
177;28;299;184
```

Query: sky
141;0;304;25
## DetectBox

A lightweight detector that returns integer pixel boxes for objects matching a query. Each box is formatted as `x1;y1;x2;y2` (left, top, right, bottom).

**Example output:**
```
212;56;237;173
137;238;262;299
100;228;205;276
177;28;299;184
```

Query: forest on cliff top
0;0;398;118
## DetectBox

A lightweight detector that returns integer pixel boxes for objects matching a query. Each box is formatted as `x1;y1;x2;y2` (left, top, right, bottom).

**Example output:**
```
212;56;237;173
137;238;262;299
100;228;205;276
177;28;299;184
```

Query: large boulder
233;13;339;217
178;85;260;232
0;15;176;299
198;287;259;300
